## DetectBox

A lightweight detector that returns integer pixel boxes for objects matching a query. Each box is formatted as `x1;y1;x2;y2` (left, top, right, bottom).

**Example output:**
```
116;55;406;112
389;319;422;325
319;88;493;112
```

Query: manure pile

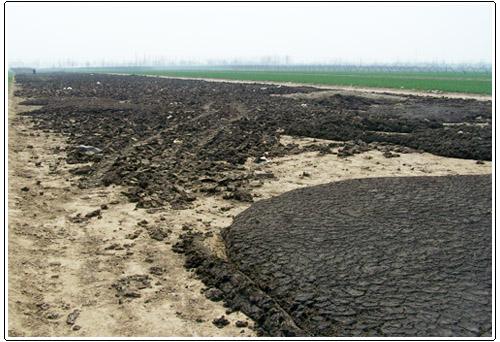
220;175;492;336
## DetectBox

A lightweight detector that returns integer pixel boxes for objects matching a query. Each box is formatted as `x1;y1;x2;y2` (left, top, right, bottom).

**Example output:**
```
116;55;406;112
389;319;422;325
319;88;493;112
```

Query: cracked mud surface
224;175;492;337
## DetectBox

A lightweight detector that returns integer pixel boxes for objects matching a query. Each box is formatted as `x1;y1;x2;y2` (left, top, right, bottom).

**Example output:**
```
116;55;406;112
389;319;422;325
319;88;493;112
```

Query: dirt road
7;80;491;337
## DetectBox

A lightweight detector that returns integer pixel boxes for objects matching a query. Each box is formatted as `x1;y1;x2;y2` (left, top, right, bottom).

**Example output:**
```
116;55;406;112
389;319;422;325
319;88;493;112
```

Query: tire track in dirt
8;84;254;337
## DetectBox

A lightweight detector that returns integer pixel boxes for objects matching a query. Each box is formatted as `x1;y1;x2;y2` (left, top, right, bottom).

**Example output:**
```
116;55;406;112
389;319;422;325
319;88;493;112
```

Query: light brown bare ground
7;86;252;337
8;83;491;337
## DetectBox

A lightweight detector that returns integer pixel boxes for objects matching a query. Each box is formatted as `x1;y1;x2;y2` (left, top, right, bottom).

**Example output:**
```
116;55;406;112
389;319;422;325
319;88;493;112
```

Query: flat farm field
78;68;492;95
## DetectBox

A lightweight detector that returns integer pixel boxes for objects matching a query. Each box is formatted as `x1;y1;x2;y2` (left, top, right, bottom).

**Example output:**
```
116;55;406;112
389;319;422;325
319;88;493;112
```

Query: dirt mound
172;228;305;337
221;175;492;336
14;74;491;209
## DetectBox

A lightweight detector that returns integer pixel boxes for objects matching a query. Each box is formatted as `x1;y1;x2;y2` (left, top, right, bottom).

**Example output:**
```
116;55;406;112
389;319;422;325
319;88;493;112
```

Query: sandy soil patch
250;135;491;198
7;87;253;337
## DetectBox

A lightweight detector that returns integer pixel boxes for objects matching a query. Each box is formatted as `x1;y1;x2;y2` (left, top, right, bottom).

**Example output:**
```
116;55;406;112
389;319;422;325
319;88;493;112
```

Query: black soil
15;73;491;209
222;175;492;337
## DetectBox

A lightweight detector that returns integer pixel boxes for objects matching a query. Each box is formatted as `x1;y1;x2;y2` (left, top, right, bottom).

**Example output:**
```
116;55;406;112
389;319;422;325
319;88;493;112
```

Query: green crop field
138;70;491;95
55;67;493;95
8;71;14;88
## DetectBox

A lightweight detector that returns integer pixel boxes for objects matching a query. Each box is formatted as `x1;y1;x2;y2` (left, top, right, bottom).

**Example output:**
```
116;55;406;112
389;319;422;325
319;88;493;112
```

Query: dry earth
7;87;252;337
8;82;492;337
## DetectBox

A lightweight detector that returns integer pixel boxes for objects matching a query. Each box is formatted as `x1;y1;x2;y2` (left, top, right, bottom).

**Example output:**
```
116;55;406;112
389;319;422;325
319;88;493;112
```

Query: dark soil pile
222;175;492;336
15;74;491;208
172;227;306;337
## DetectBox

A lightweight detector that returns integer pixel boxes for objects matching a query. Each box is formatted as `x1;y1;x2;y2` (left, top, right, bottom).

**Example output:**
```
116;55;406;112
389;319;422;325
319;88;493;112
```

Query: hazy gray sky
7;3;493;66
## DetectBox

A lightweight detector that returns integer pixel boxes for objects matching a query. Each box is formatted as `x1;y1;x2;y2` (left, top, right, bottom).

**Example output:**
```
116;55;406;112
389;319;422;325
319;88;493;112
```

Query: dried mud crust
173;230;305;337
222;175;492;337
14;74;491;209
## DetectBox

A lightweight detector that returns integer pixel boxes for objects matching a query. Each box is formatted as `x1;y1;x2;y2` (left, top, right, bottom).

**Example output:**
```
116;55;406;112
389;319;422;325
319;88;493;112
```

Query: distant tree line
9;56;492;73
